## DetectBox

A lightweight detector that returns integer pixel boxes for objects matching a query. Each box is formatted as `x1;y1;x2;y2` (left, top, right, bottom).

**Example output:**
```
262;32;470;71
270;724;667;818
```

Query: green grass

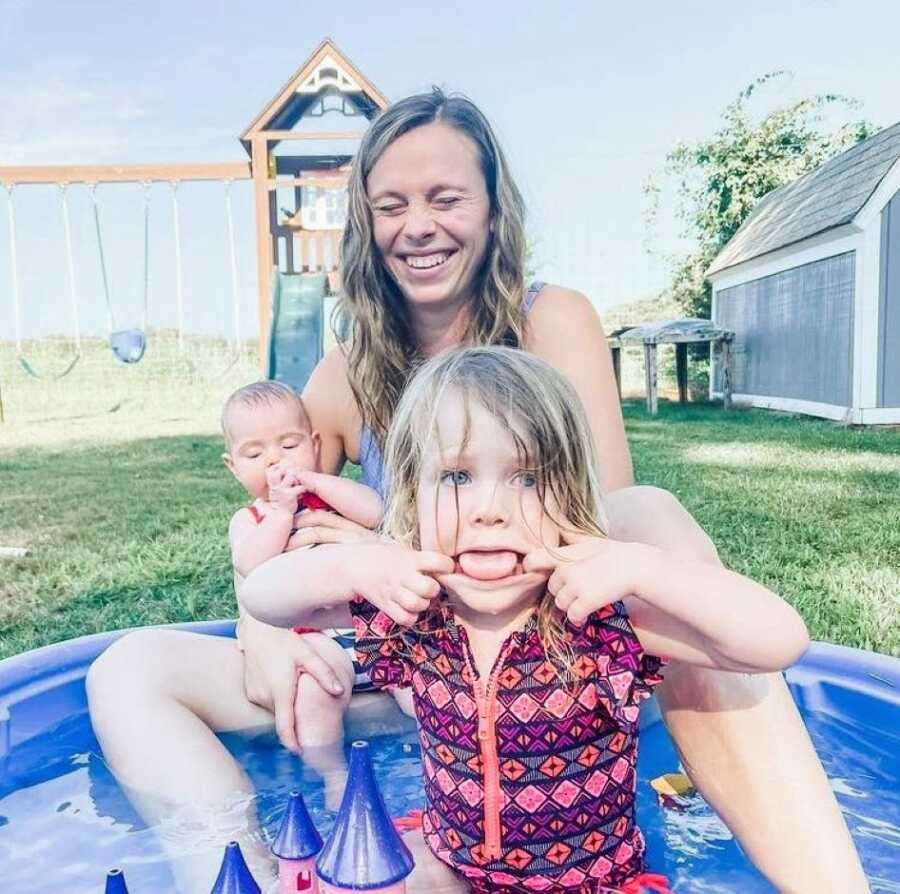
1;400;898;659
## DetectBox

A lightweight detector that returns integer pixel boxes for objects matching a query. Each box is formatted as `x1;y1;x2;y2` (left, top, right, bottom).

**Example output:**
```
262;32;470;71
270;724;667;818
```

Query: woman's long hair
381;346;608;675
337;88;529;447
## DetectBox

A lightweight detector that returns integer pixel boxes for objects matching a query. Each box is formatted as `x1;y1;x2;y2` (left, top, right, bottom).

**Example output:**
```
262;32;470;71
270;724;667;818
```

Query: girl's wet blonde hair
337;88;528;449
381;346;608;674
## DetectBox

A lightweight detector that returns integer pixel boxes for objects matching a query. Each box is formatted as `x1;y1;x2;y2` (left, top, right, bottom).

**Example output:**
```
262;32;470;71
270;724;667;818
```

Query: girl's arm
525;539;809;673
229;507;293;577
240;540;454;631
524;285;634;492
622;545;810;672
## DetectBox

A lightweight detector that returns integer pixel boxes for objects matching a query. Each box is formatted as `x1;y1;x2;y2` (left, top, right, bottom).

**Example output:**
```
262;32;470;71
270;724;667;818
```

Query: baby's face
223;399;319;501
416;393;562;620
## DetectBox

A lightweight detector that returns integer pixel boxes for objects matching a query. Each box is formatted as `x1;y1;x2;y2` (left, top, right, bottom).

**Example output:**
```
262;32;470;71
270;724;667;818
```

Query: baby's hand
524;537;656;625
266;463;303;514
352;542;455;627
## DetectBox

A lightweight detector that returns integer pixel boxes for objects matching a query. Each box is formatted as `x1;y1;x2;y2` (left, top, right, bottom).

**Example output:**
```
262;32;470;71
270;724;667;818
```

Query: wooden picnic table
609;319;734;415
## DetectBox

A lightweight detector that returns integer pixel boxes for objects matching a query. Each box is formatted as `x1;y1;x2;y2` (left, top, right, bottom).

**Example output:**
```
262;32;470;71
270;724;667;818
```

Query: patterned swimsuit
350;597;667;893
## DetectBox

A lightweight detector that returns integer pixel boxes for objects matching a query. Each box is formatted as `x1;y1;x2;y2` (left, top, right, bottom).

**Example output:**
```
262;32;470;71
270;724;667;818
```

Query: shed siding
878;191;900;406
714;252;855;406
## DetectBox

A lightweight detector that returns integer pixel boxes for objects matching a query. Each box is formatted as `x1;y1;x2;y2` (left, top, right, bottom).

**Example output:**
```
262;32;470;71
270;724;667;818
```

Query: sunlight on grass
682;443;899;473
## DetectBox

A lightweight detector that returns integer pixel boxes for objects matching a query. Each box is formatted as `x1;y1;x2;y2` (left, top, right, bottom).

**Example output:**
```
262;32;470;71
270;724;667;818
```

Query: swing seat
109;329;146;364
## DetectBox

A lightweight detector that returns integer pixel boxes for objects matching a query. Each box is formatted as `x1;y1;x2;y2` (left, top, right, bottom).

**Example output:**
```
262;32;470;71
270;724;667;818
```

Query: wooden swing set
0;38;388;382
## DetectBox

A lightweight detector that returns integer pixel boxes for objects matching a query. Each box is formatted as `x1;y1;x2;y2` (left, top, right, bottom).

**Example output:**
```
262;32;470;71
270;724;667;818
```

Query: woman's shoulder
528;282;601;318
523;282;608;353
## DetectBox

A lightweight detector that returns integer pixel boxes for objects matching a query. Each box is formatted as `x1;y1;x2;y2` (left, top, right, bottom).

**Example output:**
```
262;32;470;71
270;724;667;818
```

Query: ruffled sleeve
348;597;415;688
584;601;667;731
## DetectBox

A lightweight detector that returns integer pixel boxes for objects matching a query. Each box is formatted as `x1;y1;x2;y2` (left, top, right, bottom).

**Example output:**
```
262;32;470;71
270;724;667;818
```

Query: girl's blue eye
440;469;471;486
516;471;538;488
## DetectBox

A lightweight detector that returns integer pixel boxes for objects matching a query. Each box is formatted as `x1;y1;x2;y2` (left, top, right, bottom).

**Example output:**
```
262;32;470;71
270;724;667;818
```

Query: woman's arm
302;346;362;475
525;537;809;672
524;286;634;492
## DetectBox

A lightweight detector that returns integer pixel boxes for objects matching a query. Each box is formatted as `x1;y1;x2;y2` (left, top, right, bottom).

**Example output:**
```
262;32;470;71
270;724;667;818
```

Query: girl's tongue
457;550;519;581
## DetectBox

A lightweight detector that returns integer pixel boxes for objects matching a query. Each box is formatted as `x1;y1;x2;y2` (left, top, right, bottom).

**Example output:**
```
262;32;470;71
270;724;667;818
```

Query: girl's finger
547;567;566;596
523;549;556;574
553;584;575;613
395;586;432;613
416;551;456;575
385;602;419;627
565;597;591;626
409;574;441;600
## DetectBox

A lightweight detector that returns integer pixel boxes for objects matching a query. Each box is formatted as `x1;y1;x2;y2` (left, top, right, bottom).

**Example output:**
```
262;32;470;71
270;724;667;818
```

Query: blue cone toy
104;868;129;893
210;841;261;894
315;740;415;890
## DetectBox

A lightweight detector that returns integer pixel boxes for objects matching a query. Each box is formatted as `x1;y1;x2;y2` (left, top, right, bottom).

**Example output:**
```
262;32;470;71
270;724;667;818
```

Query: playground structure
0;38;387;398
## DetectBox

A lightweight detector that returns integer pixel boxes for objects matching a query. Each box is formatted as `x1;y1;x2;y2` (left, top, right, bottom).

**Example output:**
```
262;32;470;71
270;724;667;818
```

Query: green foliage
647;72;875;318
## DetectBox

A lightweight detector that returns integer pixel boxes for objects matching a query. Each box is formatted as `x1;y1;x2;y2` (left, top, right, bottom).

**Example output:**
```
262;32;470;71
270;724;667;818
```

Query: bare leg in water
87;628;403;893
605;486;869;893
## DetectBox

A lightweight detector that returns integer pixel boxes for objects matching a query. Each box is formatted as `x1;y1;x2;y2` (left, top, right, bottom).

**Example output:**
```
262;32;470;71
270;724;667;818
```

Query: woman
88;90;868;892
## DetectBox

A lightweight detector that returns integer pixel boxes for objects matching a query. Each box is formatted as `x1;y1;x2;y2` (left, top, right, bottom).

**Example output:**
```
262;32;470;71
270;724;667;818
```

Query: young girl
241;346;810;893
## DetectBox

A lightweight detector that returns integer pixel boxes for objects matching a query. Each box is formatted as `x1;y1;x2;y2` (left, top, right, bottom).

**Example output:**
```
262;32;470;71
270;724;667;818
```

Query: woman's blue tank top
357;281;546;497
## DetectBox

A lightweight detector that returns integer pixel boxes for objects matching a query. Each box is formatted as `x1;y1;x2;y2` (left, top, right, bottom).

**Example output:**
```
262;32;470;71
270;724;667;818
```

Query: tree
647;72;874;320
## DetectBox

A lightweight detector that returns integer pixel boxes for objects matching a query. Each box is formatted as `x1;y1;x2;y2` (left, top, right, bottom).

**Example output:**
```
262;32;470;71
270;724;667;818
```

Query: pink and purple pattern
350;597;666;893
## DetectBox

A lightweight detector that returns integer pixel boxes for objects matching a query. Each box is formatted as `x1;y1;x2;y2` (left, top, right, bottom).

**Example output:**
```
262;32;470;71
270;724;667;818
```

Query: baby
221;380;384;803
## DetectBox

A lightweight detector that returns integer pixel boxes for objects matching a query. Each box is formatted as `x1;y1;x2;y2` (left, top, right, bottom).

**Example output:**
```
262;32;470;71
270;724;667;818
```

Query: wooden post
251;137;273;373
720;337;733;410
676;342;688;404
643;343;658;415
610;343;622;400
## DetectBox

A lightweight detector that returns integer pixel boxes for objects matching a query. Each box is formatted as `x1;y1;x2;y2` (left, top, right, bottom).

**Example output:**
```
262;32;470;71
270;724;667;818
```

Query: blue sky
2;0;900;340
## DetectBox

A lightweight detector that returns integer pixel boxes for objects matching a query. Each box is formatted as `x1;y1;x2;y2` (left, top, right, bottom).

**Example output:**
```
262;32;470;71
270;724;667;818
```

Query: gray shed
707;122;900;424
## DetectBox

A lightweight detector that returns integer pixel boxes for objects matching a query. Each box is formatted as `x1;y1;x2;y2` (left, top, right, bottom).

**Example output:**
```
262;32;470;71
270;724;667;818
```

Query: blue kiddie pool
1;623;898;893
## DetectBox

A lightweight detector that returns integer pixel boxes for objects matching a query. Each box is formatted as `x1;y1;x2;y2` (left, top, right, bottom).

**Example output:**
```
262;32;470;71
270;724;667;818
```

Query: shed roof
707;121;900;276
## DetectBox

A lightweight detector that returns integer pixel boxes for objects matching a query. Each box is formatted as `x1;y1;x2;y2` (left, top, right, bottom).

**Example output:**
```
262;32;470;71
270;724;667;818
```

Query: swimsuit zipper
467;638;514;862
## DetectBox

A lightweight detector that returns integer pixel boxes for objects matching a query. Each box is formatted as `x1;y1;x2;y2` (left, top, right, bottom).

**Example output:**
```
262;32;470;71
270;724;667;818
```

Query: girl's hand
288;509;380;548
266;463;302;514
523;537;660;625
352;542;455;627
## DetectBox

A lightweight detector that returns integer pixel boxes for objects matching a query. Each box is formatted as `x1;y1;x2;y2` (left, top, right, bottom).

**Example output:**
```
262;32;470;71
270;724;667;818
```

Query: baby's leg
294;633;354;809
390;685;416;718
87;629;278;893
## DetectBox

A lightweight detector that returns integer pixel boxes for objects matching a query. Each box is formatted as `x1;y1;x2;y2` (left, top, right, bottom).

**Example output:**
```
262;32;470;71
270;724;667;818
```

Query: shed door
878;190;900;406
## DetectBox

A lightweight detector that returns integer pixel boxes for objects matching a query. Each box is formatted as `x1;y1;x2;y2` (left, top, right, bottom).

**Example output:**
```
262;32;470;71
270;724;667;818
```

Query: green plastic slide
267;272;327;391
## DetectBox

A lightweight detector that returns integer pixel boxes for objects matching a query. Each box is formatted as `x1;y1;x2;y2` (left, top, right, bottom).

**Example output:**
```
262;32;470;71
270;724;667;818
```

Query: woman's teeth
405;252;451;269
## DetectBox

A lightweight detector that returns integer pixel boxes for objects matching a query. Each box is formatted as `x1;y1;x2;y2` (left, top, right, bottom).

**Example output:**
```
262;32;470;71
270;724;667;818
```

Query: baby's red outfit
351;597;672;893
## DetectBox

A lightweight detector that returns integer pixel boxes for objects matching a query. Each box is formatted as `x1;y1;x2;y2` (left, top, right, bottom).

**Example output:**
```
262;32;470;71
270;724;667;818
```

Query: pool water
1;686;898;893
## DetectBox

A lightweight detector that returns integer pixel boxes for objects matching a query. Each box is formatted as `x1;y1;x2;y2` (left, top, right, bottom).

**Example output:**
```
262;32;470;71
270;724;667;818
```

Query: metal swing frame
5;183;82;379
169;178;245;381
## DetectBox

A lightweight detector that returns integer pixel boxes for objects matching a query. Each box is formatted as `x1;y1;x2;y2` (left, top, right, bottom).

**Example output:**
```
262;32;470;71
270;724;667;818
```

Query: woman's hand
287;509;380;548
523;537;660;625
238;612;346;752
352;542;455;626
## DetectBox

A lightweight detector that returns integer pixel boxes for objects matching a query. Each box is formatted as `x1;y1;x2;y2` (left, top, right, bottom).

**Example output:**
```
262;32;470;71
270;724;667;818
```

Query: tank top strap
522;280;546;316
